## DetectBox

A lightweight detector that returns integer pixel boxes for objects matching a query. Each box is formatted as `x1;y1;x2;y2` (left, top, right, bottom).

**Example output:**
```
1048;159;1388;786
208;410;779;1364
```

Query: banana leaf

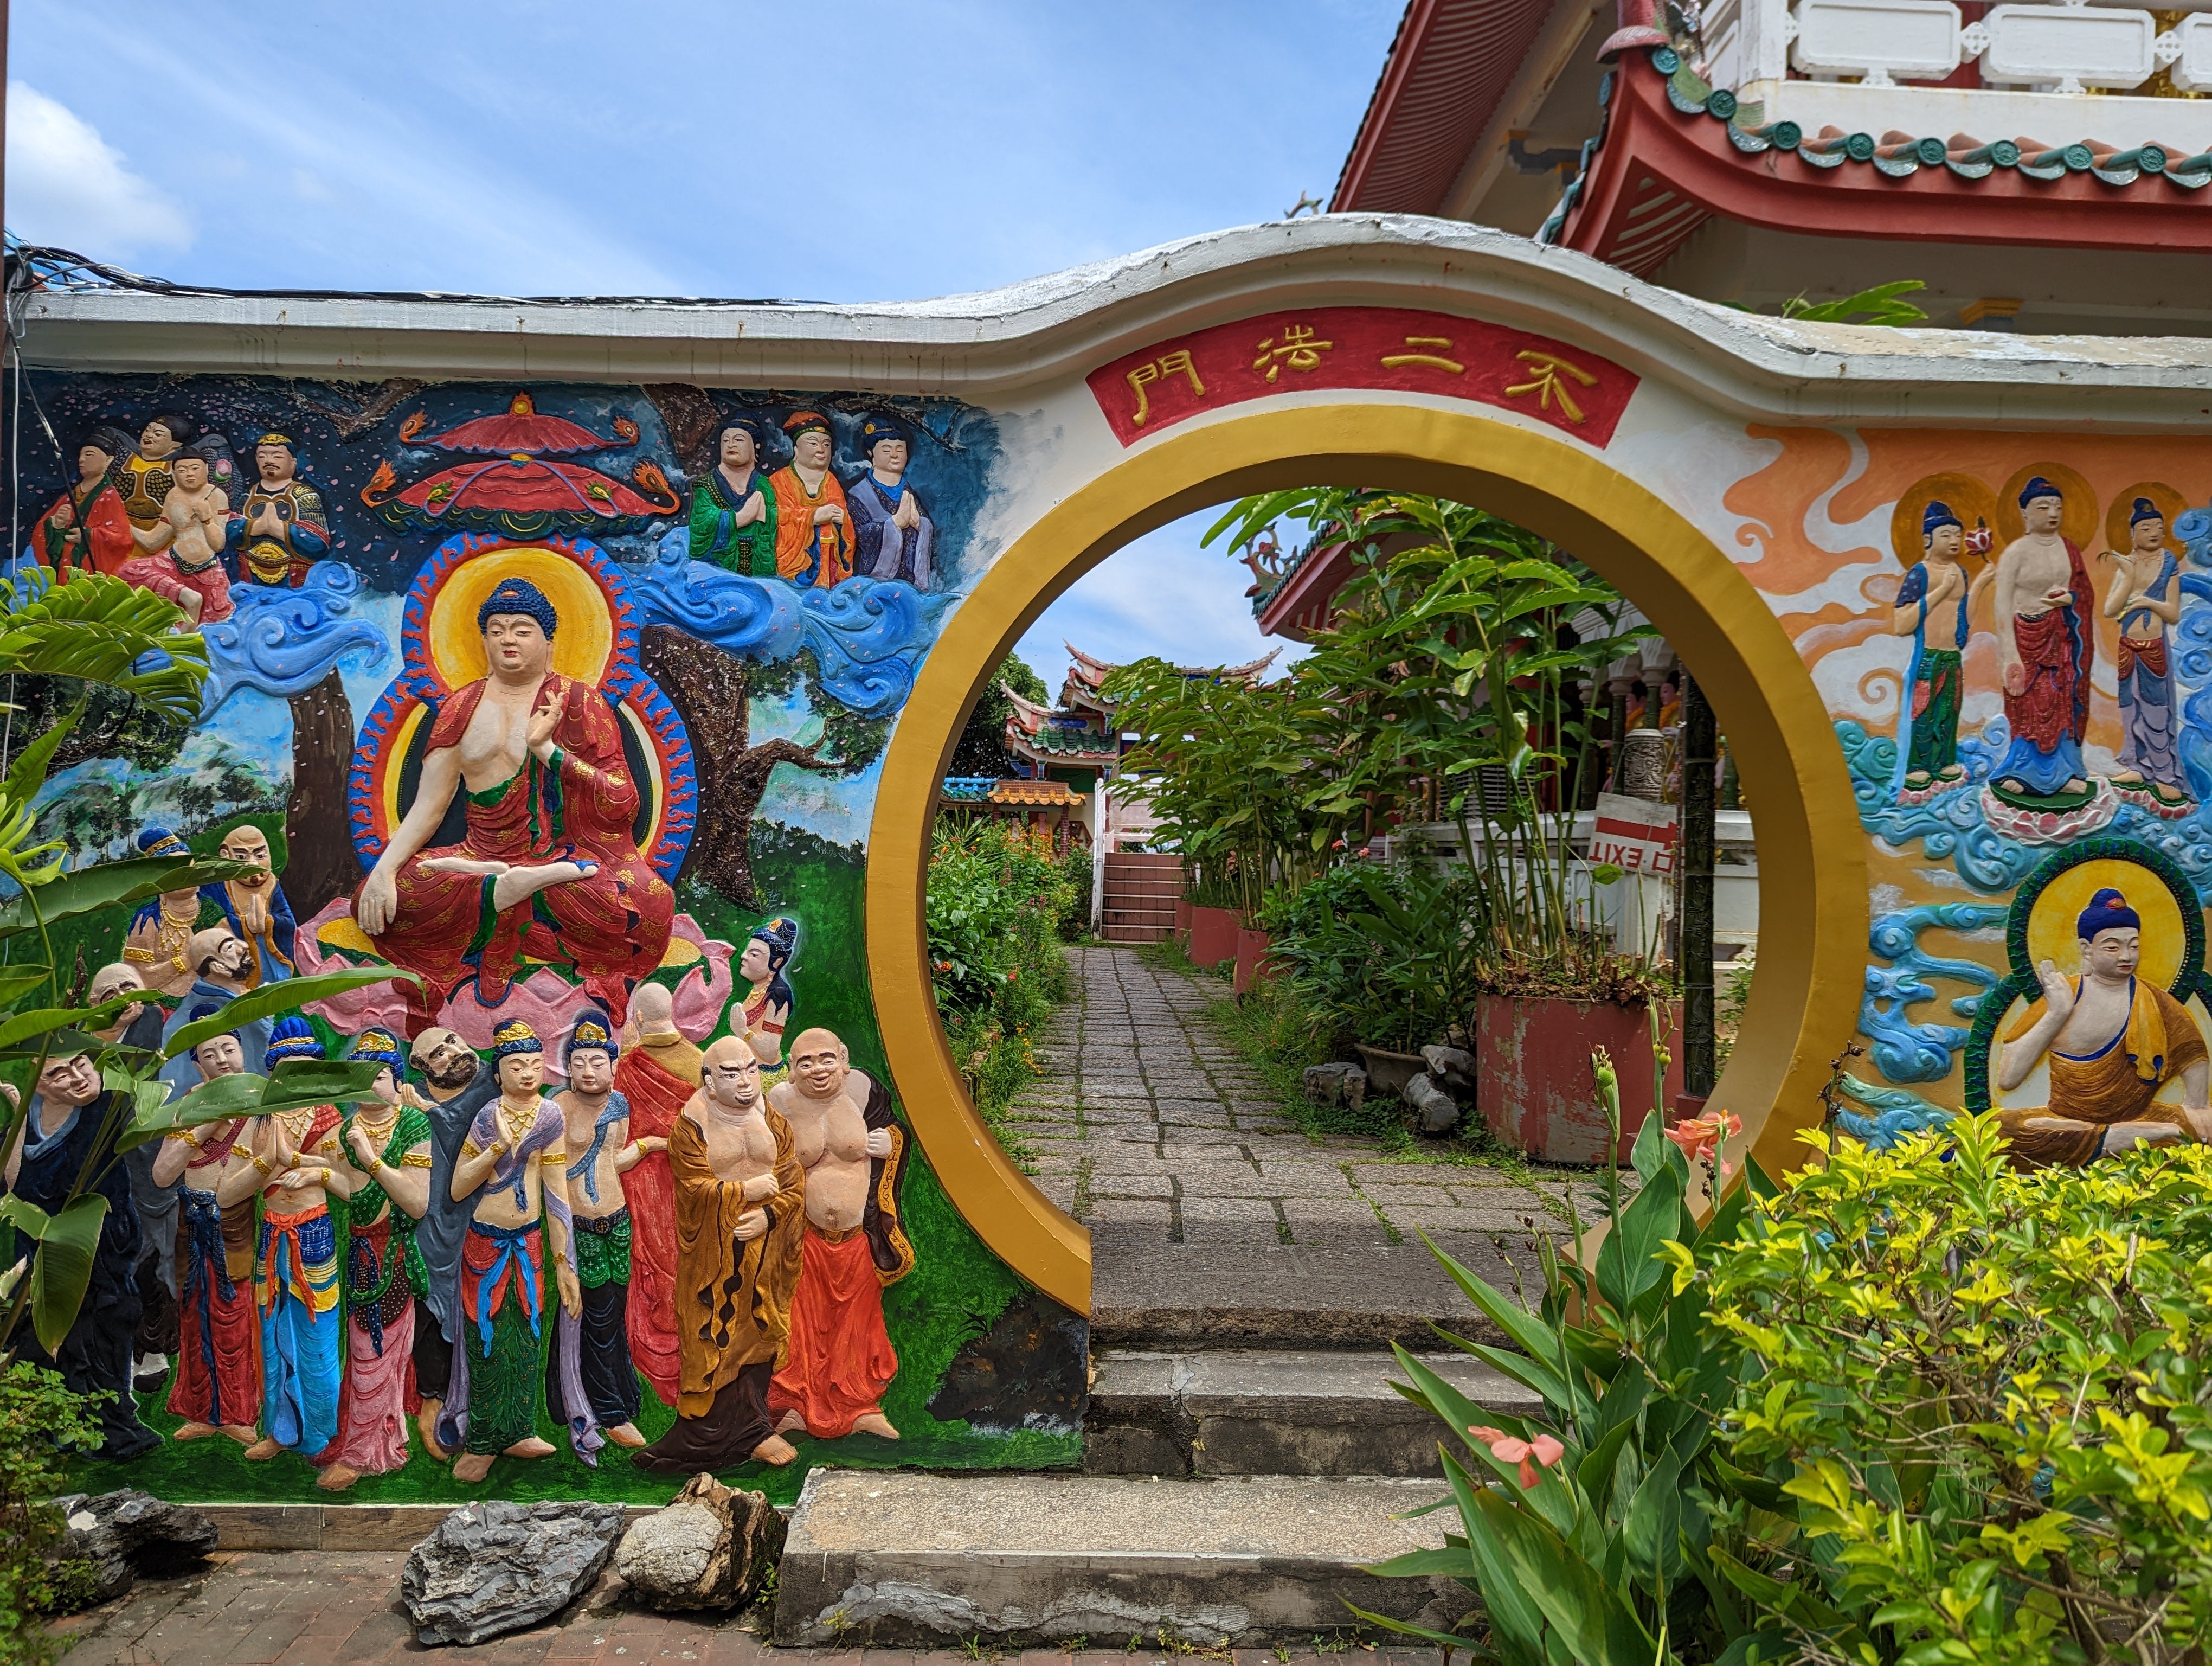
0;1192;110;1355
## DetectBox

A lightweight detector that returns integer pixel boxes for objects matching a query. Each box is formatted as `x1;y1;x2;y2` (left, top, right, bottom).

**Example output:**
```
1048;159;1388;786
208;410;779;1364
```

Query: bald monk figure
614;982;700;1407
633;1036;806;1472
769;1028;903;1441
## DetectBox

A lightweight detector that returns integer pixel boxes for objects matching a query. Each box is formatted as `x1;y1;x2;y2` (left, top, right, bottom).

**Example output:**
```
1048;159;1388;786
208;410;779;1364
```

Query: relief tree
640;625;887;907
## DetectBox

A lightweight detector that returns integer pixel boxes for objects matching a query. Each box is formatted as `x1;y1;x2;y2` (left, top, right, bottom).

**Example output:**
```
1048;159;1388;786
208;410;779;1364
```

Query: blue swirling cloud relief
628;528;952;720
198;562;390;714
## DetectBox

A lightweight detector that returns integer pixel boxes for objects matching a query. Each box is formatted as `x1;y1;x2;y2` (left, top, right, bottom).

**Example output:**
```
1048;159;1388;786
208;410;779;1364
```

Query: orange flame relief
361;459;398;505
632;460;679;511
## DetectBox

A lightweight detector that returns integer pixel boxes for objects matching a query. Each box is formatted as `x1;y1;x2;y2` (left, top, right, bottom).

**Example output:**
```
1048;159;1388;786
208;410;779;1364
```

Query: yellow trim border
866;402;1869;1315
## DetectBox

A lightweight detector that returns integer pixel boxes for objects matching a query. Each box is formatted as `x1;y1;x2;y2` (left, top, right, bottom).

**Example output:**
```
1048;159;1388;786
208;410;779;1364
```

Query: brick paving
50;1550;1454;1664
1012;947;1605;1250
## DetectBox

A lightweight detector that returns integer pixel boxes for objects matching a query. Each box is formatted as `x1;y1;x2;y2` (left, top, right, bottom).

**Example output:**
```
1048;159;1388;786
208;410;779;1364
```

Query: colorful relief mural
6;376;1081;1502
1721;431;2212;1157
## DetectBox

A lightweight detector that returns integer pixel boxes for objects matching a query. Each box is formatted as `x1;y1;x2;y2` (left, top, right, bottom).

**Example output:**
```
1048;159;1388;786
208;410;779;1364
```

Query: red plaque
1085;307;1637;448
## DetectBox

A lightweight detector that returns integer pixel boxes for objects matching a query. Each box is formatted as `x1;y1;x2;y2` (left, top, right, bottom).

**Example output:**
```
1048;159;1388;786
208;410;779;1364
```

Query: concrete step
1102;924;1174;942
1105;853;1183;868
1102;905;1176;924
1085;1347;1538;1477
775;1470;1470;1647
1091;1227;1528;1350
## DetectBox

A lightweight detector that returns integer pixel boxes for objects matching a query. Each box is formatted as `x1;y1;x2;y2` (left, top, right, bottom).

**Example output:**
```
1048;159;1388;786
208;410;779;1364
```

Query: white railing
1731;0;2212;95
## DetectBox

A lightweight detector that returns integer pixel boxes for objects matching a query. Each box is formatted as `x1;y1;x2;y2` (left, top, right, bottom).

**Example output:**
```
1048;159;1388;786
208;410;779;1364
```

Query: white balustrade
1762;0;2211;95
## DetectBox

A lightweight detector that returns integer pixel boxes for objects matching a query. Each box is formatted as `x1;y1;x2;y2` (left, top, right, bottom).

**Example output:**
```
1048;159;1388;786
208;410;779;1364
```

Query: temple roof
990;780;1085;807
1545;49;2212;276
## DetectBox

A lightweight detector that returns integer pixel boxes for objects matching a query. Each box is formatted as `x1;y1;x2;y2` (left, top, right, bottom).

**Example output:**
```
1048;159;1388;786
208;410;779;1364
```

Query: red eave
1559;60;2212;271
1256;541;1355;642
1333;0;1554;213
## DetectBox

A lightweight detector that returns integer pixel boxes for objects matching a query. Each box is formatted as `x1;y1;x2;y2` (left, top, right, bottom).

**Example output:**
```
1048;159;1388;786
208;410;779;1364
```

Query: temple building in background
1334;0;2212;334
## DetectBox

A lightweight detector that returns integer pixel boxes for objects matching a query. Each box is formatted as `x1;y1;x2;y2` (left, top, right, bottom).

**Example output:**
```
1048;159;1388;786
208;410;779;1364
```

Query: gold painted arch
866;402;1869;1313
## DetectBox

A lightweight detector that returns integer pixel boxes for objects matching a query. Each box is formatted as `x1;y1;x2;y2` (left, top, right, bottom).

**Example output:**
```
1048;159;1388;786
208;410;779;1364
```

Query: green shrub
1265;864;1486;1054
0;1362;105;1658
926;821;1081;1133
1703;1116;2212;1665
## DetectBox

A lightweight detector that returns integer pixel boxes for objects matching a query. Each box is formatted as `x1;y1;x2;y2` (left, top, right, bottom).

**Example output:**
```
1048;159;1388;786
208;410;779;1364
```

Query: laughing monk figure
769;1027;914;1441
633;1036;805;1472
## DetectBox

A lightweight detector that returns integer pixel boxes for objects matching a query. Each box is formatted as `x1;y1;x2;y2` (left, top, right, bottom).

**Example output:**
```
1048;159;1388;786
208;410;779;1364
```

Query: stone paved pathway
1007;946;1600;1253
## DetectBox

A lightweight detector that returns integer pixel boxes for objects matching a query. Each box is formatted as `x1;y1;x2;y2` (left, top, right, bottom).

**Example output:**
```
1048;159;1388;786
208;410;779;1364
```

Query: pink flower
1468;1424;1566;1489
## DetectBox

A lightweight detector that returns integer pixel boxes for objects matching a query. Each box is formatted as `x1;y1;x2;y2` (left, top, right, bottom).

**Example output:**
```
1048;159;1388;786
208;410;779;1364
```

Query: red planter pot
1232;927;1276;994
1473;995;1685;1165
1188;906;1242;969
1174;899;1192;945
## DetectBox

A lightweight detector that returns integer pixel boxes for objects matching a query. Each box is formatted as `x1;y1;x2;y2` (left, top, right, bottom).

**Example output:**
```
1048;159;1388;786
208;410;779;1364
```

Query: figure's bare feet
490;860;599;913
316;1462;360;1492
420;857;510;877
751;1434;798;1466
172;1421;217;1443
2000;778;2029;796
503;1436;556;1460
1904;771;1930;788
417;1402;449;1460
2065;778;2088;795
852;1413;901;1441
453;1452;495;1483
2112;769;2146;784
603;1422;646;1449
775;1410;806;1436
221;1424;258;1446
242;1437;283;1462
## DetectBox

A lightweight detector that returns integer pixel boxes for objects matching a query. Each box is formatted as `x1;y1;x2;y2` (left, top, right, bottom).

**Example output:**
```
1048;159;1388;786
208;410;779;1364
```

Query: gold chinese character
1126;348;1206;427
1379;335;1465;374
1502;350;1598;423
1251;322;1333;382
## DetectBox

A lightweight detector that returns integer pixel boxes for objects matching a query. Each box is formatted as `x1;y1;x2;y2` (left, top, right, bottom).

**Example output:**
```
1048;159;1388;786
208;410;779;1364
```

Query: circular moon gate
867;402;1869;1313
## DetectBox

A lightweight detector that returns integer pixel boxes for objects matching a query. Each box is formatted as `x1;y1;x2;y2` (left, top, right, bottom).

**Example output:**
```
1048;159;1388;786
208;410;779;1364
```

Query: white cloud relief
5;81;191;257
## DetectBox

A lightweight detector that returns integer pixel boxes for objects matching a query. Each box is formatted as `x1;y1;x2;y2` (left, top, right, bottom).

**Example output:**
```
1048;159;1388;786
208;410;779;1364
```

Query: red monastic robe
361;672;674;1028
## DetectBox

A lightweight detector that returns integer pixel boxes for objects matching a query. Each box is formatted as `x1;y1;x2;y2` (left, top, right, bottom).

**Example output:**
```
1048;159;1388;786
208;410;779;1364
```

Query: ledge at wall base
188;1500;680;1550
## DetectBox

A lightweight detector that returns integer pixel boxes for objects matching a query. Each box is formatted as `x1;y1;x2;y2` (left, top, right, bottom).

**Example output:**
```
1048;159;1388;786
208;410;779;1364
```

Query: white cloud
5;81;190;258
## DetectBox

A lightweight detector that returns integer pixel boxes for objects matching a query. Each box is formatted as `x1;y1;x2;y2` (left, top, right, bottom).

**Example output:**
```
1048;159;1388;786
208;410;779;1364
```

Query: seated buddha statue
1994;887;2212;1168
353;575;675;1030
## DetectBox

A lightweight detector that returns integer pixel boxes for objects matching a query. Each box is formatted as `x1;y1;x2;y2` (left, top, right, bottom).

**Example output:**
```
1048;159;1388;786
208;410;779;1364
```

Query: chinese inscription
1125;349;1206;428
1502;350;1598;425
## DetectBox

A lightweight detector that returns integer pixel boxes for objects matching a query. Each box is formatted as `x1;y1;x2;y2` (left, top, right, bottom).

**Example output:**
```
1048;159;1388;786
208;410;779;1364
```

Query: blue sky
8;0;1384;680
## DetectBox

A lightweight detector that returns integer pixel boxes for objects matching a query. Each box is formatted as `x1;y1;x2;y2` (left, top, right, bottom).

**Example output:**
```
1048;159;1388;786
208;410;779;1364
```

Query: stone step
1102;924;1175;942
1102;905;1176;924
774;1469;1471;1648
1085;1347;1536;1477
1091;1227;1526;1350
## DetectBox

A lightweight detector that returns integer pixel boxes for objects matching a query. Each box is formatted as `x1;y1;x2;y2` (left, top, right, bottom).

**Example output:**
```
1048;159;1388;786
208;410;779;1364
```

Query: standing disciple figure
30;428;134;578
220;1027;352;1472
611;982;699;1408
121;442;234;626
3;1052;159;1459
353;576;676;1027
633;1036;806;1473
228;433;329;588
1891;501;1972;795
769;1028;914;1442
688;416;777;575
1994;888;2212;1168
736;918;798;1068
2104;498;2191;806
149;1014;263;1446
846;417;934;590
123;826;206;999
158;927;270;1111
403;1027;500;1459
94;962;180;1386
768;412;852;588
437;1020;594;1483
1980;476;2093;802
321;1029;434;1491
202;823;296;987
548;1013;655;1450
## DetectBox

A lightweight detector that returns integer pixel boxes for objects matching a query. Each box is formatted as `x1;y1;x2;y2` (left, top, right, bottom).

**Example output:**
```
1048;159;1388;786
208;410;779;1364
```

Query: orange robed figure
768;411;853;588
355;575;674;1030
